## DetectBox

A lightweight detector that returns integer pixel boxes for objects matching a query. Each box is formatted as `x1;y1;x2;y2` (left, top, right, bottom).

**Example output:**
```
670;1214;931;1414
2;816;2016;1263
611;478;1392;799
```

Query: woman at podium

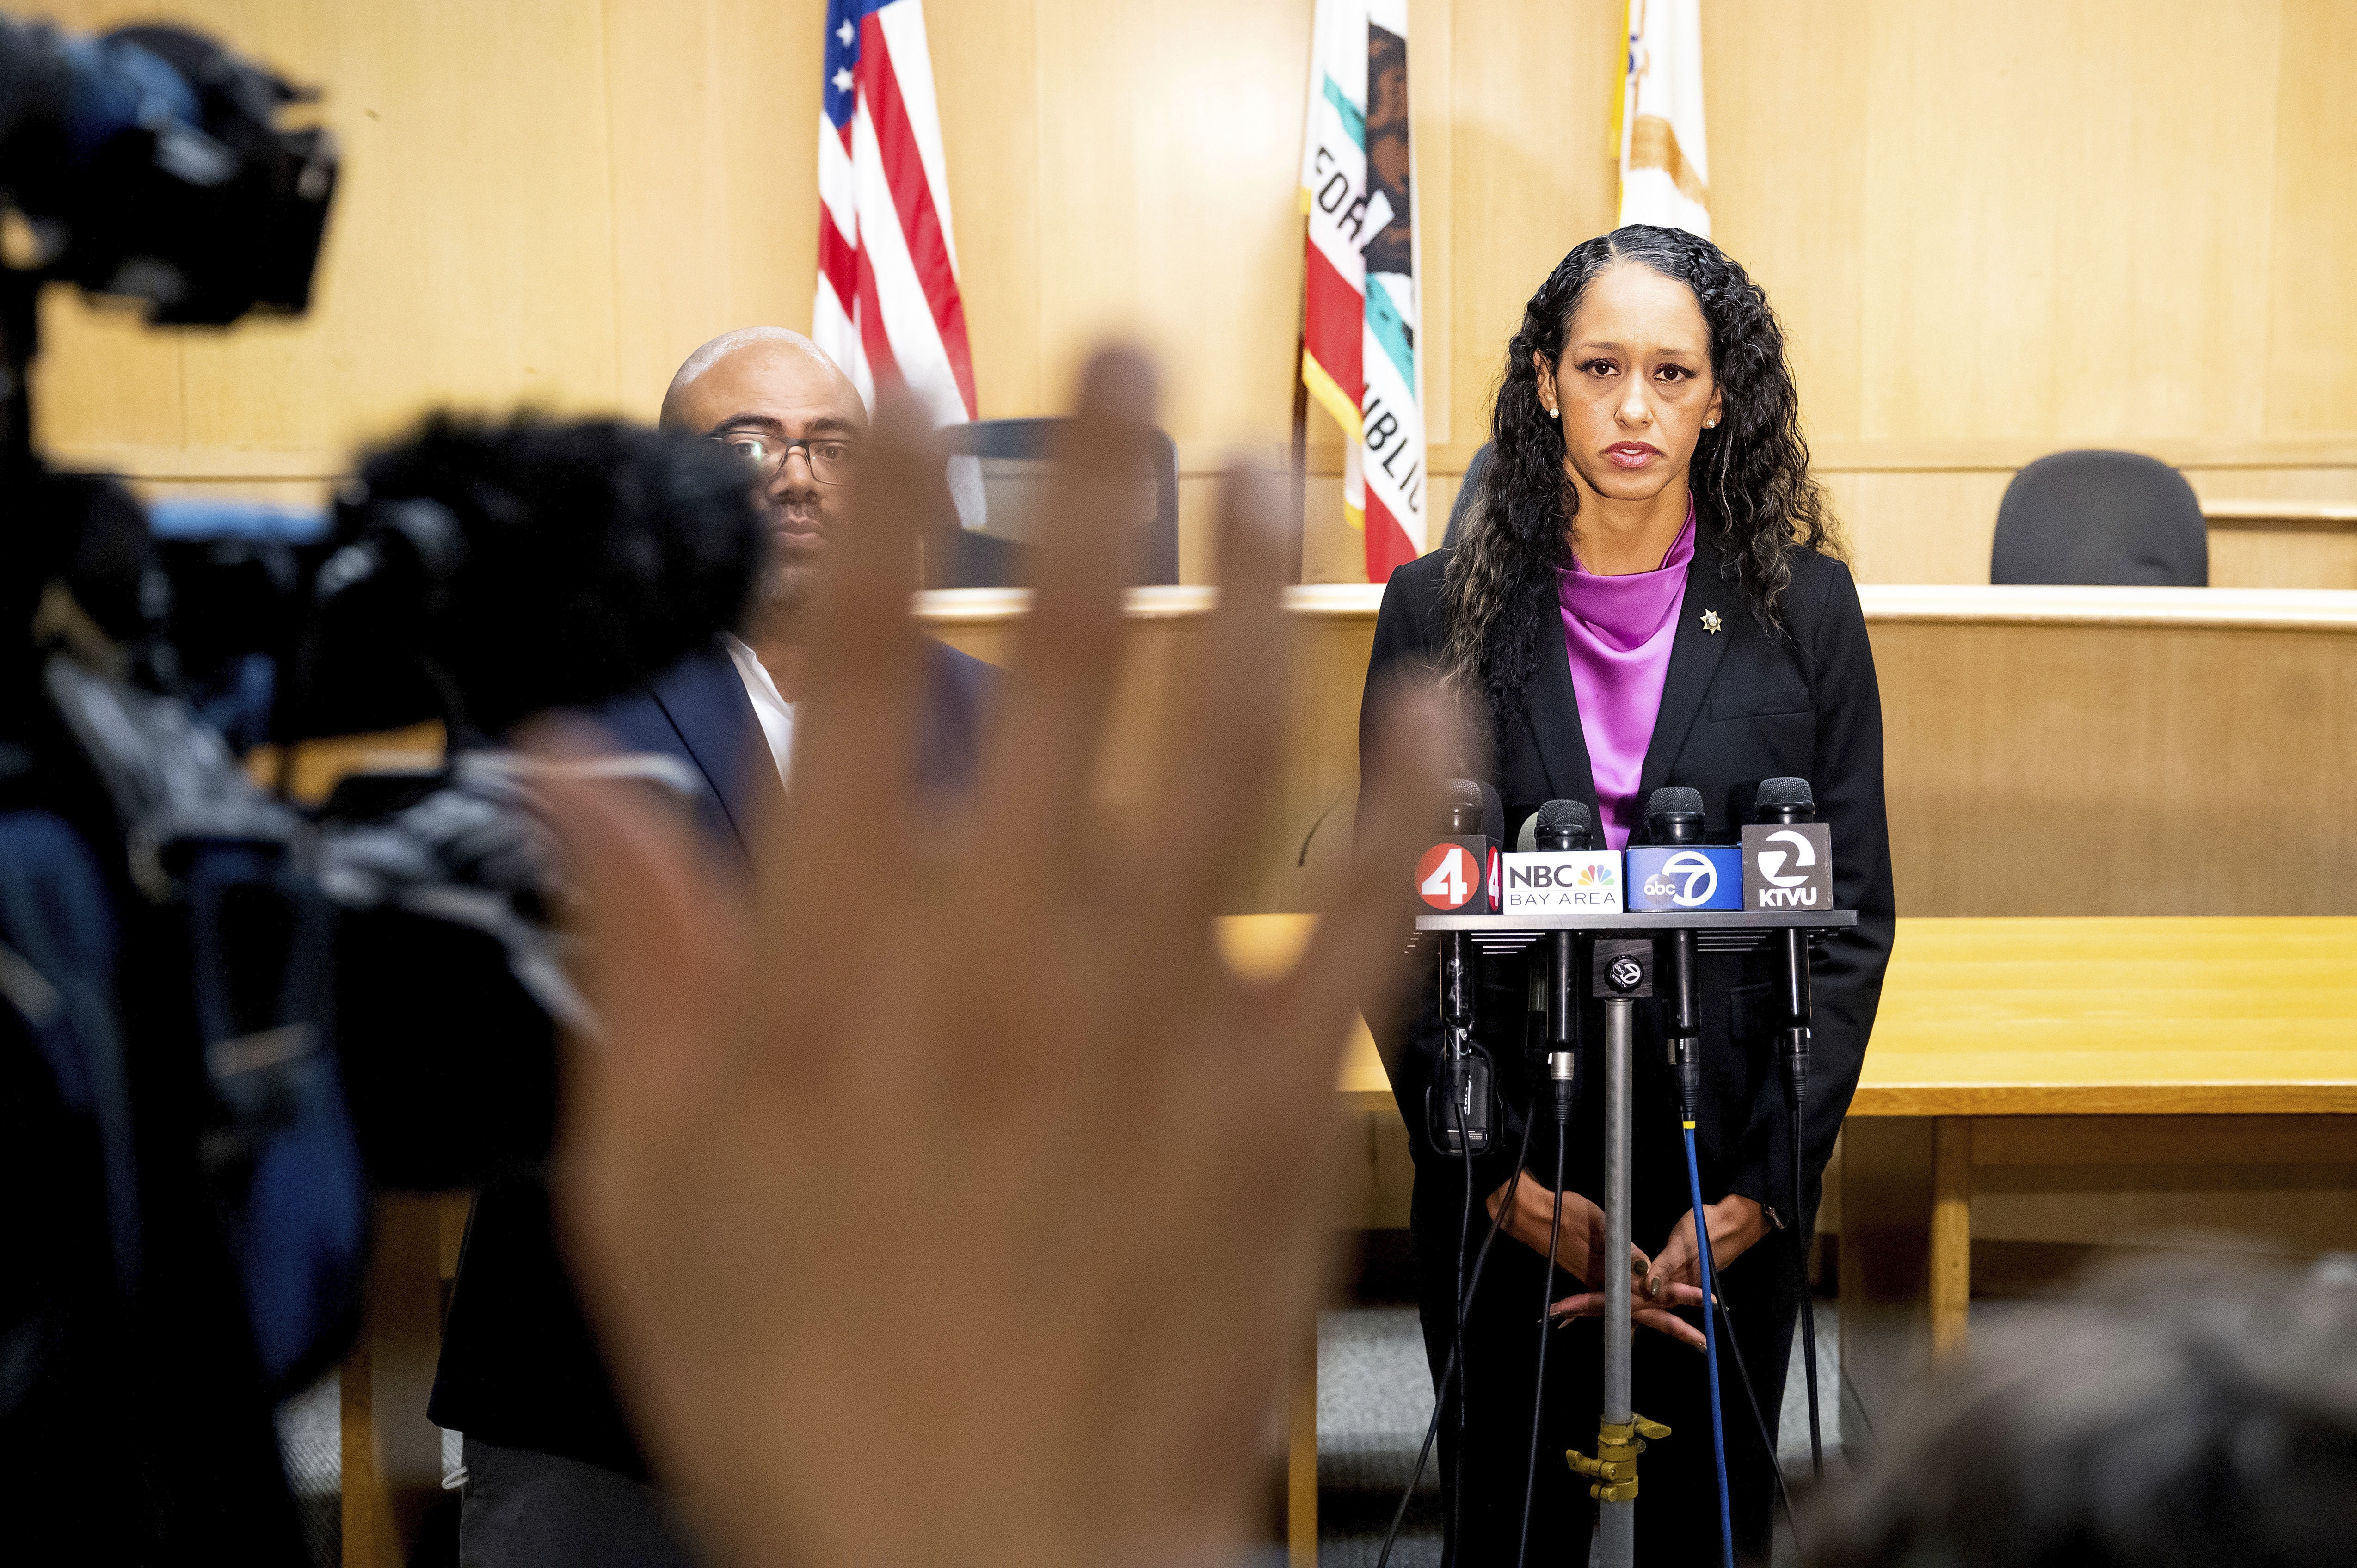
1360;224;1896;1564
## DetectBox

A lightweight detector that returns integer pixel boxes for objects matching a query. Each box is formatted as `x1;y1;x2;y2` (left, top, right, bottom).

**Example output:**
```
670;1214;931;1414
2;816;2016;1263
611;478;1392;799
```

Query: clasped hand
1490;1181;1770;1348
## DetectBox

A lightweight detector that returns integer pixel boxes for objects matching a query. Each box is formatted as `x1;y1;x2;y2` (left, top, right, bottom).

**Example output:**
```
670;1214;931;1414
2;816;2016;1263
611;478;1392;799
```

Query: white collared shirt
722;634;796;786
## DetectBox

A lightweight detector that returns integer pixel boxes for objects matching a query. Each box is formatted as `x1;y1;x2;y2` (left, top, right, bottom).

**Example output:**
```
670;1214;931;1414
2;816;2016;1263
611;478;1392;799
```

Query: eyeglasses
708;431;857;486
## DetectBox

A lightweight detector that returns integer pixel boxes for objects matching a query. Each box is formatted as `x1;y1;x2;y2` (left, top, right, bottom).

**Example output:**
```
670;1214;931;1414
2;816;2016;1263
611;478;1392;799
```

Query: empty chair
1990;450;2208;586
936;417;1180;588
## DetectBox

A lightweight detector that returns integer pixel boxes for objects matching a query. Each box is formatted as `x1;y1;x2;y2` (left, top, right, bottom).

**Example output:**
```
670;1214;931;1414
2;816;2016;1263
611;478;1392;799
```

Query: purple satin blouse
1554;502;1696;849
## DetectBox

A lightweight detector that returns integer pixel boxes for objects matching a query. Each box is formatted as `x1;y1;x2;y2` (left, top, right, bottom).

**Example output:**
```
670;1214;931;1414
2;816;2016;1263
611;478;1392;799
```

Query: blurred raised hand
537;348;1452;1568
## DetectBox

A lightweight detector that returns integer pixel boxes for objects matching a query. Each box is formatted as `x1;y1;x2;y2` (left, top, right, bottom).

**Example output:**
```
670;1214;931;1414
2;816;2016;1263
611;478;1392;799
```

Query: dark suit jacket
1360;529;1894;1248
428;637;995;1478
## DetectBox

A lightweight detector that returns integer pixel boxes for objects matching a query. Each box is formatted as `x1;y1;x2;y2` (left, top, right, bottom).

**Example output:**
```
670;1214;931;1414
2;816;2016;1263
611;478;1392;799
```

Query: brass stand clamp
1566;1414;1671;1502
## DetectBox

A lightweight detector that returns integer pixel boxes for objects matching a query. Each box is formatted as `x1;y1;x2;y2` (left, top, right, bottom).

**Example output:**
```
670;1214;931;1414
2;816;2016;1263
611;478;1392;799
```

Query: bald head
663;328;868;617
659;327;864;432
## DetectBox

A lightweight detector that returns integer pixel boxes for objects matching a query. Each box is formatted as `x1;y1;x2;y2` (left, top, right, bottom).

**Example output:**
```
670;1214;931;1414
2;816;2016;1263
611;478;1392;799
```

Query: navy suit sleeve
1723;561;1895;1221
917;641;997;795
1359;559;1533;1197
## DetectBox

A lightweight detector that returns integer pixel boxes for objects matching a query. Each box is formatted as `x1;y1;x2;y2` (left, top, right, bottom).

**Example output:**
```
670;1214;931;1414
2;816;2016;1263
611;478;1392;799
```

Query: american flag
814;0;977;427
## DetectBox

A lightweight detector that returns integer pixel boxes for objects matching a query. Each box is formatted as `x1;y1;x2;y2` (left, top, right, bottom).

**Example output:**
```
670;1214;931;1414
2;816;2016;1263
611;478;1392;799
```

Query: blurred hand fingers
1272;678;1461;1106
1147;462;1292;918
975;346;1158;849
777;382;934;911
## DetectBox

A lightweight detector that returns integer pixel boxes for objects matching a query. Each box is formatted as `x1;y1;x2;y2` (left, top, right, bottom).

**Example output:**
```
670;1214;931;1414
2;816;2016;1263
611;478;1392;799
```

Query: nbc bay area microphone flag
814;0;977;429
1300;0;1426;584
1616;0;1711;236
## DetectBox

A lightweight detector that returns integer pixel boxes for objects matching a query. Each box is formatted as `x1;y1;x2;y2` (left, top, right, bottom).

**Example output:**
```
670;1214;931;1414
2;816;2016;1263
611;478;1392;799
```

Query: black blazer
1360;528;1894;1242
429;636;995;1478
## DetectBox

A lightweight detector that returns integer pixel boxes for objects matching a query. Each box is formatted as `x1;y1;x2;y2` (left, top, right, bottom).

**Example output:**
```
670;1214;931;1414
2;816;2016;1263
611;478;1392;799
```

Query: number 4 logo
1416;844;1476;910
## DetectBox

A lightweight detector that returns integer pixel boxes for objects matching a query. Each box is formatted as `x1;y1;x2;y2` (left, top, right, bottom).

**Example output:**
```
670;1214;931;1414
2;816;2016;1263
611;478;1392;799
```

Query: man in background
427;329;993;1568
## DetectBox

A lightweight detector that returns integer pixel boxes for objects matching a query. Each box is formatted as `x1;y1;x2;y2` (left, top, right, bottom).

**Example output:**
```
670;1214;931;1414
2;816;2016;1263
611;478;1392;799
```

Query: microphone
1534;800;1590;1082
1428;778;1499;1156
1754;776;1819;1096
1644;785;1705;842
1752;775;1827;1481
1535;797;1590;849
1644;787;1707;1095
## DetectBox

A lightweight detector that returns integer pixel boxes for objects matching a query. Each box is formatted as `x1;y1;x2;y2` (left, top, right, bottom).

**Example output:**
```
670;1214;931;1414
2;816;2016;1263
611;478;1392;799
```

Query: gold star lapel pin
1701;609;1723;635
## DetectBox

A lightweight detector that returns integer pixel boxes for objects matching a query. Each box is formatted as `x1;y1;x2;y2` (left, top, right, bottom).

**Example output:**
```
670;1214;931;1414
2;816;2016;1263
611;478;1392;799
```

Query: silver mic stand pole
1571;938;1666;1568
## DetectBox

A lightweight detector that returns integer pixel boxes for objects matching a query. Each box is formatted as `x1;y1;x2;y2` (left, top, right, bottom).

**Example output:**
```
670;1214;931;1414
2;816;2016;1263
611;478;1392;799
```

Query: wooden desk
1246;911;2357;1541
1840;915;2357;1422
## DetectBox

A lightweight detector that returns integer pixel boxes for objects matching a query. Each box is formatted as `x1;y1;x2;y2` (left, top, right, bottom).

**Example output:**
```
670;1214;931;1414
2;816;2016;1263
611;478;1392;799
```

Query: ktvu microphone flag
1616;0;1711;237
1300;0;1426;584
814;0;978;428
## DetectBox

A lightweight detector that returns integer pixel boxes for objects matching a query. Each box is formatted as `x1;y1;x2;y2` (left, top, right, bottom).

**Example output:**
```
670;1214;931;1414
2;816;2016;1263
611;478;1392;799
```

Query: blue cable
1680;1118;1735;1568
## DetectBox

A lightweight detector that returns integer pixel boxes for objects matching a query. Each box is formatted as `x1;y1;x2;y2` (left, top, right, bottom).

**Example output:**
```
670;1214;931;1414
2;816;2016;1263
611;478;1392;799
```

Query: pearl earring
1547;407;1559;419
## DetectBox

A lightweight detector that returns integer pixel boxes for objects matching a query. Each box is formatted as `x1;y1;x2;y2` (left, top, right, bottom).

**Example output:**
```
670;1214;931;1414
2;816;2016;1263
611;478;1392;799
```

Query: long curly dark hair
1441;225;1840;738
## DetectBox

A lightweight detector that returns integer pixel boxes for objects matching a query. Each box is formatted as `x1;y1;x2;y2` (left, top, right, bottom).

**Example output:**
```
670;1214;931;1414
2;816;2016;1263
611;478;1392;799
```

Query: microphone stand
1574;938;1655;1568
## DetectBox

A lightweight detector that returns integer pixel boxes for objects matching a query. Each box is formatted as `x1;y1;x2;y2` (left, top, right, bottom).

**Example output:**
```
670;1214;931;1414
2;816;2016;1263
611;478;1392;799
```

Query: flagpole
1290;323;1310;585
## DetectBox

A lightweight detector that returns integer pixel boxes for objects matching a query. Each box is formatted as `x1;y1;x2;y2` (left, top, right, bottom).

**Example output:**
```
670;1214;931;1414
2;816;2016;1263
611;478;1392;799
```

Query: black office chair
935;417;1180;588
1439;440;1493;551
1990;450;2208;586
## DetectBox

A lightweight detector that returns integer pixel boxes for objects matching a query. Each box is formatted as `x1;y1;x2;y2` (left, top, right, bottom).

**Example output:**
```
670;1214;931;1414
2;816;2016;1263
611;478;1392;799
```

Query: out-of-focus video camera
0;18;762;1562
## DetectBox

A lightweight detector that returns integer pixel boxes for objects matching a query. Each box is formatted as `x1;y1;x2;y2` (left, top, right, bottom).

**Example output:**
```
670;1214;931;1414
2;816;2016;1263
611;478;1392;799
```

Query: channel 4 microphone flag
814;0;977;430
1299;0;1427;583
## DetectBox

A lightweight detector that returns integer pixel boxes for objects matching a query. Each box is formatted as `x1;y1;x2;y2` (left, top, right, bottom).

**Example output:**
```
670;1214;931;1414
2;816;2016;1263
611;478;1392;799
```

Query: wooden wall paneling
1871;619;2357;916
35;0;630;469
24;1;2357;588
2207;522;2357;590
1028;0;1312;452
602;0;828;419
2185;467;2357;503
184;1;628;451
1299;465;1361;584
1855;2;2283;445
1965;1115;2357;1279
926;594;2357;917
1247;609;1382;913
1408;0;1454;454
31;283;188;458
1440;0;1619;453
1837;469;2015;584
930;0;1044;422
1703;0;1872;442
2264;0;2357;435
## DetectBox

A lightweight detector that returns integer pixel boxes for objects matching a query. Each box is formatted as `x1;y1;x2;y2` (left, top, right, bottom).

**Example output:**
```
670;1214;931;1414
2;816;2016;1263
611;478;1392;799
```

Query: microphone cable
1673;1046;1736;1568
1373;1090;1539;1568
1514;1055;1575;1568
1789;1054;1824;1479
1441;1067;1474;1561
1709;1291;1804;1561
